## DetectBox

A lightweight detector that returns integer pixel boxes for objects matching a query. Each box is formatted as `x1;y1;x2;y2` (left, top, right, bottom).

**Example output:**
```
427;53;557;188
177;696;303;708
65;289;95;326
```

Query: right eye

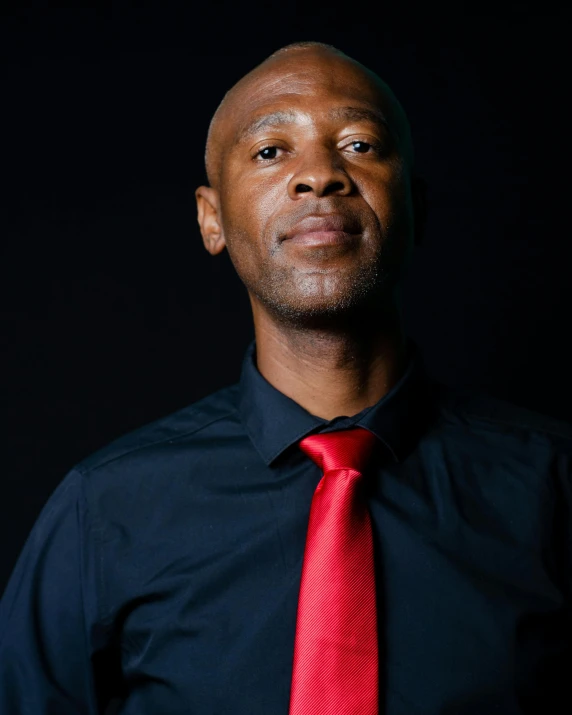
255;146;283;161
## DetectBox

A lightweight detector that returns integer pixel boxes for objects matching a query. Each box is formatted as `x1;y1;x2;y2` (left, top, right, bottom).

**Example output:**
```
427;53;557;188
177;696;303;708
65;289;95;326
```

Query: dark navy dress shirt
1;337;571;714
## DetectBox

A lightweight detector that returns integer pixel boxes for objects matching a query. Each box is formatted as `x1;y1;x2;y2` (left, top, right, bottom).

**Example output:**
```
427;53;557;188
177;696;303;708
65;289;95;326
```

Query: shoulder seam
445;394;572;442
75;406;239;477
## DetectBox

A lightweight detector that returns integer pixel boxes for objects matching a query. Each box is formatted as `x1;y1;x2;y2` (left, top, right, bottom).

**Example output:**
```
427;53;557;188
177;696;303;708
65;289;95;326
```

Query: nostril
296;184;312;193
327;181;346;195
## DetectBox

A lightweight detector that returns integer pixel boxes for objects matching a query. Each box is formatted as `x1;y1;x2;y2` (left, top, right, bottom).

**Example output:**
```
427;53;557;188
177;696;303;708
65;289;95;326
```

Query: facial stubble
229;229;401;332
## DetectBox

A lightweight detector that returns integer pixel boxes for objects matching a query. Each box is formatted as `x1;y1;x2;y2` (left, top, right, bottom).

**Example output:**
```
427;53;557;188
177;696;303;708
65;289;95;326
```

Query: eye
349;140;373;153
339;137;385;156
255;146;283;161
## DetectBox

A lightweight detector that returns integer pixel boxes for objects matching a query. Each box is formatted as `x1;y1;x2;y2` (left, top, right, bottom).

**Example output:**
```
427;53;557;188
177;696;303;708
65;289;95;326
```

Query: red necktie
289;427;379;715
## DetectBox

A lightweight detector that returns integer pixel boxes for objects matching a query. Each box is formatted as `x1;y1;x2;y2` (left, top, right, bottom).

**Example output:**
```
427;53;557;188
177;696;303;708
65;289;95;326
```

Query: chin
262;291;383;330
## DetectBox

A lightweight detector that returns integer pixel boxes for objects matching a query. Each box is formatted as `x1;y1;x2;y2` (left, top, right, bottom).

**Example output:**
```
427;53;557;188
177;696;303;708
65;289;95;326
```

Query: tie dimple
298;427;377;473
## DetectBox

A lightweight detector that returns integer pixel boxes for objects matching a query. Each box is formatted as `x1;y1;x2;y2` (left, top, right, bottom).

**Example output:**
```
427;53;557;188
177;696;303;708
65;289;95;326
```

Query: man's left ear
411;174;428;247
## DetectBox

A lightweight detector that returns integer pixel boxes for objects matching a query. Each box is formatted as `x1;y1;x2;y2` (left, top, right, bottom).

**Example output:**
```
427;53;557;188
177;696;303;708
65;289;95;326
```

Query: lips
283;214;361;244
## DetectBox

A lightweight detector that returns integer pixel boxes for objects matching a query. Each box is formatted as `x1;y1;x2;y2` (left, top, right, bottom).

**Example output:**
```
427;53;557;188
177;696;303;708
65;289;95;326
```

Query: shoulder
75;381;241;477
431;381;572;454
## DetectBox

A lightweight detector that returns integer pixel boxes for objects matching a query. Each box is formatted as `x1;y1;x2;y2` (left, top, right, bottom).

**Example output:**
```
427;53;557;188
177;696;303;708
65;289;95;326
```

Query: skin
196;44;426;420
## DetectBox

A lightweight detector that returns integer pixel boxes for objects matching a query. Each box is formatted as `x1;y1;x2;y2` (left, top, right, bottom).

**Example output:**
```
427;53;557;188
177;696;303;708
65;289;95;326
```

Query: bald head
204;42;414;189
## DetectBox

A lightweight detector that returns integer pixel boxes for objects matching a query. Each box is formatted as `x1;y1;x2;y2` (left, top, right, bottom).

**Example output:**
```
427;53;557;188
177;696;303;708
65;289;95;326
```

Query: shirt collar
238;335;438;467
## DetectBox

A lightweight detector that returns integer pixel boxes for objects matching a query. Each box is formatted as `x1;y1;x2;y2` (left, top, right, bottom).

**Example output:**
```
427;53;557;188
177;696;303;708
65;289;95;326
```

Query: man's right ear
195;186;226;256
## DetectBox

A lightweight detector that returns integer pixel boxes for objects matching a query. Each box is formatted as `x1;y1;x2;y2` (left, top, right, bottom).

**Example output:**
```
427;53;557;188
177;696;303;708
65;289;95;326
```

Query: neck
250;298;408;421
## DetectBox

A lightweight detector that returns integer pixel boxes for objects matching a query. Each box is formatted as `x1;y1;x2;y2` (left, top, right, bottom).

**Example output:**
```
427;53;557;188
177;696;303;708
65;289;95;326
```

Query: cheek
361;168;411;226
221;172;285;240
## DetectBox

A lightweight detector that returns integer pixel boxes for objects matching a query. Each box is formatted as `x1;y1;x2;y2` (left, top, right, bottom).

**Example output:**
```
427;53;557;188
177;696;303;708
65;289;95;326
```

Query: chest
101;484;571;714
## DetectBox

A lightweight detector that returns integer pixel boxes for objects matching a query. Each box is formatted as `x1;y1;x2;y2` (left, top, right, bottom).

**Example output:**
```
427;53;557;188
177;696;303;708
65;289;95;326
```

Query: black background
2;7;571;593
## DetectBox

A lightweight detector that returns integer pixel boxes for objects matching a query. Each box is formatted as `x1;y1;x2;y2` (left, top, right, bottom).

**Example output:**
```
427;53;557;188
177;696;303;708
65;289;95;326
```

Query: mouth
282;214;361;247
285;230;358;246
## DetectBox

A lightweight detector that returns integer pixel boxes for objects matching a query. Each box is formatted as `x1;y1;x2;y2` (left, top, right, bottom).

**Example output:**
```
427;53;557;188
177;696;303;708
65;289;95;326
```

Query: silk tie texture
289;427;379;715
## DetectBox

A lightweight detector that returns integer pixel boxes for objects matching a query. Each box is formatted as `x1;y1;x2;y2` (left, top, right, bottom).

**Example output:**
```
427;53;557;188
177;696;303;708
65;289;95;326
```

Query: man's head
196;42;426;331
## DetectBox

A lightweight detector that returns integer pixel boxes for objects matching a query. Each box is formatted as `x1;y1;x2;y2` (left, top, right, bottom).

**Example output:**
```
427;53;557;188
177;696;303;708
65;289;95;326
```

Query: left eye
349;141;372;153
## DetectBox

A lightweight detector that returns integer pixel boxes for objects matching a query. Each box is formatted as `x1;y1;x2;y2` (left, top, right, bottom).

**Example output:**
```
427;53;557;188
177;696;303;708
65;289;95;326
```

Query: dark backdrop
2;8;571;593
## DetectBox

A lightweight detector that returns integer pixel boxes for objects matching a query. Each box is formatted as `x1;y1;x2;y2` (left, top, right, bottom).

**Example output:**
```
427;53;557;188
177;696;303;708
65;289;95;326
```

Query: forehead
226;53;397;140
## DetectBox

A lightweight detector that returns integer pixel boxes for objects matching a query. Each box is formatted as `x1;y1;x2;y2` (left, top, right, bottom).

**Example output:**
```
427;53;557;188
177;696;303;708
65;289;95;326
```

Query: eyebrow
235;105;391;144
235;110;300;143
328;106;390;129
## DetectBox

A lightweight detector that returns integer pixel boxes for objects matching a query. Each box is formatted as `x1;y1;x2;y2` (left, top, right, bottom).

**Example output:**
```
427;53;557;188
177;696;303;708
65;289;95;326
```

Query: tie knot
299;427;377;473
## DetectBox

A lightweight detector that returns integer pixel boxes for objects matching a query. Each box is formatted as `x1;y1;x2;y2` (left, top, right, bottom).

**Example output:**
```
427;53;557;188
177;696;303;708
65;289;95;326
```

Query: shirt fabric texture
1;337;571;714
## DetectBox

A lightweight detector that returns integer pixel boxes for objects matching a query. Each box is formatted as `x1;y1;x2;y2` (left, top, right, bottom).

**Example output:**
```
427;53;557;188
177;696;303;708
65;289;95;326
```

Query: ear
195;185;226;255
410;174;428;247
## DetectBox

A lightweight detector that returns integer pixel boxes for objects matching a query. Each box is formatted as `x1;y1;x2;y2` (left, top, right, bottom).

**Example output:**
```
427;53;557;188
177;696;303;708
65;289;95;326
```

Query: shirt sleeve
0;468;101;714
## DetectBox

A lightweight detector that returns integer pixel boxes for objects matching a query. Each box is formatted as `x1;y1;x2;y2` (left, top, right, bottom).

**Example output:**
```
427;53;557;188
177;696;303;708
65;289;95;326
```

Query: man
0;41;570;715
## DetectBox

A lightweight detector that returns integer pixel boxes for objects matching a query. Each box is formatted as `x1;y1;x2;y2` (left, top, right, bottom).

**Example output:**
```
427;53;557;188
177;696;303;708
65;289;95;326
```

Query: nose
287;147;354;199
